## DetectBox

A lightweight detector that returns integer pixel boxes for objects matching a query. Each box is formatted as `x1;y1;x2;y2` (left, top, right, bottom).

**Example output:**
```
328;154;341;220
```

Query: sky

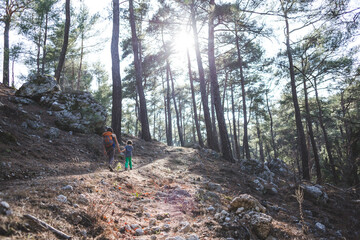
0;0;359;92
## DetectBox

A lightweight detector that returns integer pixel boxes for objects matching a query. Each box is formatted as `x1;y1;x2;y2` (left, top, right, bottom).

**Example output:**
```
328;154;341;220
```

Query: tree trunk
187;49;204;147
208;0;233;161
303;73;322;183
235;33;250;160
111;0;122;139
190;3;215;150
255;114;265;162
41;12;49;74
77;35;84;90
313;78;337;183
55;0;70;84
3;19;10;86
283;11;310;180
168;62;184;146
266;91;278;159
231;80;240;159
166;66;173;146
129;0;151;141
36;24;42;74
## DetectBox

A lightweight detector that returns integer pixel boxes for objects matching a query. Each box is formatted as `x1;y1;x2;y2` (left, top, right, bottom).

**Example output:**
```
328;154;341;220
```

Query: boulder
302;185;328;204
15;74;107;134
244;211;272;239
266;158;291;177
229;194;266;213
15;74;60;100
240;158;274;182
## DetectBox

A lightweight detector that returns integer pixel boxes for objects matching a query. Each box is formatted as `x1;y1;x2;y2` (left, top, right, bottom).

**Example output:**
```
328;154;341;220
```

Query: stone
166;237;186;240
179;222;192;233
45;127;60;139
16;74;60;100
266;158;291;177
135;228;144;236
240;159;274;182
229;194;266;213
8;96;35;105
149;218;157;227
62;185;73;191
315;222;326;233
186;234;200;240
196;189;221;204
162;224;171;232
248;211;273;239
56;195;67;203
205;182;223;192
207;206;215;212
0;201;10;215
303;185;328;204
78;194;89;205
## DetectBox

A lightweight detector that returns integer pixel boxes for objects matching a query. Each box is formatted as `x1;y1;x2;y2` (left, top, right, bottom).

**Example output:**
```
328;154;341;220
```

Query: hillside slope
0;83;359;240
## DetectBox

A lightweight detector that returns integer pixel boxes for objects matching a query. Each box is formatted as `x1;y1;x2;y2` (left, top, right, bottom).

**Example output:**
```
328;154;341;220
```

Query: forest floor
0;83;359;240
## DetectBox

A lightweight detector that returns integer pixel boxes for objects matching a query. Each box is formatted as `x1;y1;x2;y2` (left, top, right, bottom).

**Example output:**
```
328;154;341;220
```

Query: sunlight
173;30;194;54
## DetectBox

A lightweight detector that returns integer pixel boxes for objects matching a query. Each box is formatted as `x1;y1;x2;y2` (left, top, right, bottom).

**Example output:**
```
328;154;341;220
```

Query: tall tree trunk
187;49;204;147
231;80;240;159
208;0;233;161
211;86;220;151
313;78;337;183
166;66;173;146
55;0;70;84
77;35;84;90
283;10;310;180
41;12;49;74
129;0;151;141
3;18;10;86
36;24;42;74
190;3;215;150
235;33;250;160
303;72;322;183
111;0;122;139
255;114;265;162
266;91;278;159
168;62;184;146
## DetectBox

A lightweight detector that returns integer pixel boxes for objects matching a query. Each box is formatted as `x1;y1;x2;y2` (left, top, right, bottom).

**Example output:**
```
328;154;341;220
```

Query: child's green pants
125;157;132;169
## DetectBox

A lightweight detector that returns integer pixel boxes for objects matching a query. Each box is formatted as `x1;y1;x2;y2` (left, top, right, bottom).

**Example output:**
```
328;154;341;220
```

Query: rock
266;158;291;177
236;207;245;214
131;224;141;230
186;234;199;240
69;212;82;225
247;211;273;239
240;159;274;182
166;237;186;240
62;185;73;191
149;218;157;227
229;194;266;213
135;228;144;236
162;224;171;232
16;74;60;100
8;96;35;105
156;213;170;220
196;189;221;204
179;222;192;233
78;194;89;205
0;201;10;215
303;185;328;204
56;195;67;203
205;182;223;192
315;222;326;233
45;127;60;139
207;206;215;212
16;74;107;134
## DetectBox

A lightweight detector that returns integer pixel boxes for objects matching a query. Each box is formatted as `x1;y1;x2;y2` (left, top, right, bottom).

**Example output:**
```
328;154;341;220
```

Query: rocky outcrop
15;74;107;134
15;74;60;100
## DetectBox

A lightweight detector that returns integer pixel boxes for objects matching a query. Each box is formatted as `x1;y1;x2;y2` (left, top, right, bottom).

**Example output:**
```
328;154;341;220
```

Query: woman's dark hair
107;127;113;132
127;140;132;145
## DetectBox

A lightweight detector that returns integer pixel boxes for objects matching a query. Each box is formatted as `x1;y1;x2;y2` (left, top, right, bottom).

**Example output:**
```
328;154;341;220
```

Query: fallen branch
24;214;72;239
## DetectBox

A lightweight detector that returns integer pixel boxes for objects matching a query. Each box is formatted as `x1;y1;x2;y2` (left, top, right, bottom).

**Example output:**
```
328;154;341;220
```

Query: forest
1;0;359;187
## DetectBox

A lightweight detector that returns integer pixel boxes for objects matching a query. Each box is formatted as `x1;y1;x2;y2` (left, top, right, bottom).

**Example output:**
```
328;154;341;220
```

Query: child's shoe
108;166;113;172
125;167;128;171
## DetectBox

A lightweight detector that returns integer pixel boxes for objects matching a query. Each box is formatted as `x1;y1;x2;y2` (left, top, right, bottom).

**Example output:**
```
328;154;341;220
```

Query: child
102;127;121;171
121;140;133;170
